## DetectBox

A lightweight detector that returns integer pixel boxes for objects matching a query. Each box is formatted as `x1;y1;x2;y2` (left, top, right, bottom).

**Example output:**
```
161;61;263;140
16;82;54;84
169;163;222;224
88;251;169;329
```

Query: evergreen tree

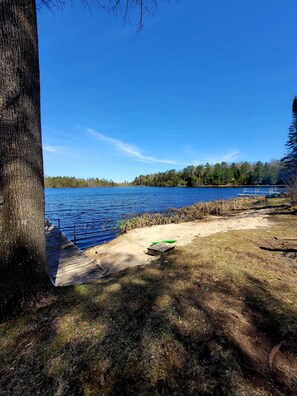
253;161;265;185
281;96;297;205
281;96;297;175
213;163;223;185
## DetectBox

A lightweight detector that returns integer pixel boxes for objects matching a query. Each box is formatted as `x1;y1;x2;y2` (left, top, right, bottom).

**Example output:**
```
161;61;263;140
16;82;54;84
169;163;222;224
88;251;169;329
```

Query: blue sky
38;0;297;182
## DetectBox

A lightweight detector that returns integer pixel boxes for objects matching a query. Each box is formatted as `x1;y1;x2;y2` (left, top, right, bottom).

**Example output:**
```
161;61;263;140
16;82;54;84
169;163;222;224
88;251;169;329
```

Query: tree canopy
132;160;284;187
44;176;118;187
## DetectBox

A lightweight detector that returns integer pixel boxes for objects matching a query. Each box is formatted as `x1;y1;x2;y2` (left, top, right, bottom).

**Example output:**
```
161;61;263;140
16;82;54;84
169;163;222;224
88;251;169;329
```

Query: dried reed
119;197;265;233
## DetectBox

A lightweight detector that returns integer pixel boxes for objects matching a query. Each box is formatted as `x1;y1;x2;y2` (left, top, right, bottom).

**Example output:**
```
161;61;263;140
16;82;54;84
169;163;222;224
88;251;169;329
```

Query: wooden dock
45;222;106;286
238;187;284;197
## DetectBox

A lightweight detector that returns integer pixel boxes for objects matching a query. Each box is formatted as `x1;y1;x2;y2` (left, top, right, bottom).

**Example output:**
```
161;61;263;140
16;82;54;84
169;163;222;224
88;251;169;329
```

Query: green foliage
132;161;284;187
44;176;118;188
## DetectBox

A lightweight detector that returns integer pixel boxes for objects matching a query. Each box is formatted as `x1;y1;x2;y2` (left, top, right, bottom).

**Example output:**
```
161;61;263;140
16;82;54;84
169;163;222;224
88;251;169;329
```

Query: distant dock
45;222;106;286
238;187;284;197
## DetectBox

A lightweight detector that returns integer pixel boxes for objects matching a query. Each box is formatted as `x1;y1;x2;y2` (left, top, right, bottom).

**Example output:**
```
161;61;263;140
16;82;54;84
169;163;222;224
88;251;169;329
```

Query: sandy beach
85;208;272;274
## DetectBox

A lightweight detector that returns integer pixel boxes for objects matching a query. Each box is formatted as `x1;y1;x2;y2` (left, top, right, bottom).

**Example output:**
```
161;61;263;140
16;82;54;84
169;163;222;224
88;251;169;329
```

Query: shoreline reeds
118;196;266;233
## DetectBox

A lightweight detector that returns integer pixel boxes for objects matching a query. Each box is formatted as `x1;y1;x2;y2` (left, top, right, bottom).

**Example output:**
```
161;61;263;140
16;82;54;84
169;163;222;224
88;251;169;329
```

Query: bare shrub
285;173;297;207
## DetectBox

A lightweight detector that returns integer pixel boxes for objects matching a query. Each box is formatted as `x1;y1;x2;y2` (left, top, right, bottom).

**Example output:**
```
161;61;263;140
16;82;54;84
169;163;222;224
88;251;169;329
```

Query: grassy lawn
0;200;296;395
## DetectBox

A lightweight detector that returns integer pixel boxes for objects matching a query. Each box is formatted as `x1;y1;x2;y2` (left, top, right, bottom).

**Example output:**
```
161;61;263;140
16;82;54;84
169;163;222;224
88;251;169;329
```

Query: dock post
58;218;61;229
74;225;77;245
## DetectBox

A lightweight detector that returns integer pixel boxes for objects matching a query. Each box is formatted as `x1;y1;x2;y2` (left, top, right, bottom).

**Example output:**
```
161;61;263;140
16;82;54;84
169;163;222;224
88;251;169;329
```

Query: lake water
44;186;268;250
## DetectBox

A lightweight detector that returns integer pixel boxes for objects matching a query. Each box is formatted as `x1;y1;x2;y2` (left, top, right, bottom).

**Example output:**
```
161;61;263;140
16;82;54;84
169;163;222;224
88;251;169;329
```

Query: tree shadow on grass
191;280;297;393
268;210;297;216
260;246;297;253
1;250;297;395
240;276;297;393
248;203;296;216
241;276;297;343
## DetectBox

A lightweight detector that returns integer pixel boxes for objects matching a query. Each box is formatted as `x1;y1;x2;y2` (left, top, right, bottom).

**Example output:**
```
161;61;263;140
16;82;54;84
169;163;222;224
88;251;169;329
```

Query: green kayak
151;240;176;245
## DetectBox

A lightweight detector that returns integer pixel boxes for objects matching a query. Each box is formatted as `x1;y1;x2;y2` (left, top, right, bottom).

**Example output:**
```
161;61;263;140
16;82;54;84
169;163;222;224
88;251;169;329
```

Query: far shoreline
44;184;286;189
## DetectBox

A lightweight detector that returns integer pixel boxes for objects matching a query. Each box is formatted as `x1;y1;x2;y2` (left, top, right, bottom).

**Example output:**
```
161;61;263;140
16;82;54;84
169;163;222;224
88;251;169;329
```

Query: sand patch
84;209;272;274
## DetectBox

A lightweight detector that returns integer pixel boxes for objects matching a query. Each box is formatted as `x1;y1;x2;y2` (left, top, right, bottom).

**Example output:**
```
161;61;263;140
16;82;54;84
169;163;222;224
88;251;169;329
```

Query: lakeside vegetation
133;160;284;187
119;196;264;233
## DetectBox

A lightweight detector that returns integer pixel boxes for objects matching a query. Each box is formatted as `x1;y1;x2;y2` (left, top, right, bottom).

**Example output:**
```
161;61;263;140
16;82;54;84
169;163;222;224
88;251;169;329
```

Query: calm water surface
45;186;257;249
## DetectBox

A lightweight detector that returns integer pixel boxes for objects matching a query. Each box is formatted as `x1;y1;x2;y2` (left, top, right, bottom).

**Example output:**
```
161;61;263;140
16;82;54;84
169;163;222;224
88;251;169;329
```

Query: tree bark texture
0;0;50;316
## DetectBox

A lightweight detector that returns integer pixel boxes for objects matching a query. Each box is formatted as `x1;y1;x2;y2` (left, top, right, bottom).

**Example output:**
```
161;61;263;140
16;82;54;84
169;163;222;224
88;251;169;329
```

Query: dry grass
119;196;266;233
0;201;296;395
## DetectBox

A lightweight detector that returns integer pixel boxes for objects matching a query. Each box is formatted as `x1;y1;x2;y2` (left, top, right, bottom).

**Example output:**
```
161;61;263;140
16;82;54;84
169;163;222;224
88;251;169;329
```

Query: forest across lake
44;160;284;188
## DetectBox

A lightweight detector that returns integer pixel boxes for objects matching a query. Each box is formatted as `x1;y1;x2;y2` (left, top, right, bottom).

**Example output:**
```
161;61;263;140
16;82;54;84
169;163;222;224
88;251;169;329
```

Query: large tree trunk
0;0;50;317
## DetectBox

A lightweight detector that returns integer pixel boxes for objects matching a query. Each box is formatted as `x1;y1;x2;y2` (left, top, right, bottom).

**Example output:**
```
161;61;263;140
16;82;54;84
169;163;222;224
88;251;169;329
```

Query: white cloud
185;150;241;166
205;150;241;164
191;160;202;166
87;129;180;165
43;145;61;153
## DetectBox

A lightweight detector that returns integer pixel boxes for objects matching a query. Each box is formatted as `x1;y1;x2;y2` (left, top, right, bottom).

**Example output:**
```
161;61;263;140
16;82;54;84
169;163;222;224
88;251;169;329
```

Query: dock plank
45;223;106;286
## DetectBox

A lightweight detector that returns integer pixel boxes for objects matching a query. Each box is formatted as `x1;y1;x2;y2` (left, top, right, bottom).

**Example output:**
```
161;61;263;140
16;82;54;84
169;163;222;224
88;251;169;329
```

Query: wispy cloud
191;160;202;166
43;145;61;153
205;150;241;164
87;129;181;165
184;150;241;166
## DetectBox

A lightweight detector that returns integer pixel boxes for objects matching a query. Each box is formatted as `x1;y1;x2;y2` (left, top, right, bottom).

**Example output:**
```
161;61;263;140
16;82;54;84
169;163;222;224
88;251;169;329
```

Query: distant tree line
132;161;285;187
44;161;285;188
44;176;118;188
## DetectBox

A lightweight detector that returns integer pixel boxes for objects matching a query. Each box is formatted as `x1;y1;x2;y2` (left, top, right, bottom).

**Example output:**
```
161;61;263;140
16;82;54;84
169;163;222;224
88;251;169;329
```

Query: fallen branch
274;237;297;241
